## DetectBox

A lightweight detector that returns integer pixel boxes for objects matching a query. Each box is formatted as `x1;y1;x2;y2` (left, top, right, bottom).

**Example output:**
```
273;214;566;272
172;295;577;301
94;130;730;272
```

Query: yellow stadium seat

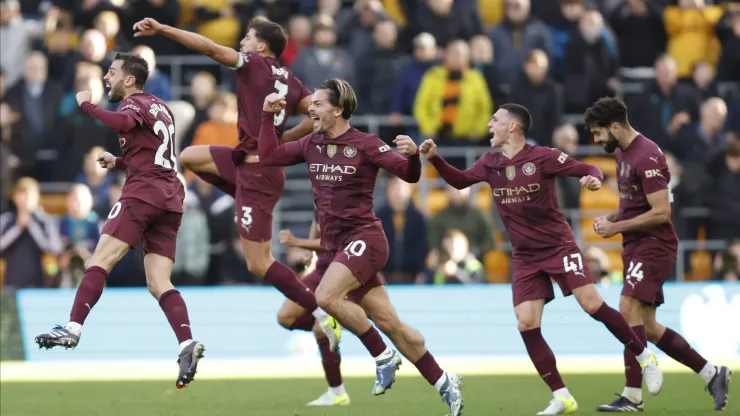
484;250;509;283
426;189;448;216
581;156;617;178
425;163;438;179
40;193;68;216
478;0;505;27
606;250;624;274
475;186;492;213
581;217;622;243
580;186;619;210
688;250;712;281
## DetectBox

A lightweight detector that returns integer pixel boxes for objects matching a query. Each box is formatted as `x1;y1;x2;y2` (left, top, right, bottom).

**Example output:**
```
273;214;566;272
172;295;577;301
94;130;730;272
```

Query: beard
602;132;619;153
107;82;125;103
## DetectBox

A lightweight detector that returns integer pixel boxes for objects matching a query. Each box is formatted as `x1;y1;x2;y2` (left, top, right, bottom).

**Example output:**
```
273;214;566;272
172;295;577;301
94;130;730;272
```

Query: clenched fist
263;93;287;113
97;152;116;169
419;139;437;159
278;229;296;246
393;135;417;157
579;175;602;191
133;17;164;37
76;90;92;106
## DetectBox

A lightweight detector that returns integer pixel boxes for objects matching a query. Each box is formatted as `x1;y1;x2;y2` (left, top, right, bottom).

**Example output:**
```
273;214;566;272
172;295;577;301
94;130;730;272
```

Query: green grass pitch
1;373;735;416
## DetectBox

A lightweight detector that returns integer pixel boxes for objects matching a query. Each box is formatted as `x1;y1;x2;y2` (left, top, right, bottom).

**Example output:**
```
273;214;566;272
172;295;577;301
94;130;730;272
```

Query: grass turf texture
1;373;735;416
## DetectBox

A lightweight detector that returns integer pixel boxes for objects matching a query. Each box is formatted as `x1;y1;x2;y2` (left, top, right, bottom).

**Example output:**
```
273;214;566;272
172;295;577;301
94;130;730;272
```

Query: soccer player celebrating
34;53;204;388
258;79;464;416
585;97;731;412
420;103;663;415
132;17;340;349
278;219;350;407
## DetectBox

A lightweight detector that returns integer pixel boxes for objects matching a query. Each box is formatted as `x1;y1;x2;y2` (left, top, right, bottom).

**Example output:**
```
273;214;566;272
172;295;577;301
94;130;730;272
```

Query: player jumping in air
277;218;351;406
132;17;341;349
420;103;663;415
258;79;464;416
34;53;204;388
585;97;731;412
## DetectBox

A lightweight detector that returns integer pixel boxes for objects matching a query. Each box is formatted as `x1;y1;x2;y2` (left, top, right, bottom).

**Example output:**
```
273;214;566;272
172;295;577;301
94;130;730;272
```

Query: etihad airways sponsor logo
309;163;357;182
492;183;541;204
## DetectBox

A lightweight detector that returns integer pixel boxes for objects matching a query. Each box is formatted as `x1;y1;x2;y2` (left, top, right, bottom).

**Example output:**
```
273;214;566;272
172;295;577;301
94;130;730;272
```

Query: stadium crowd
1;0;739;291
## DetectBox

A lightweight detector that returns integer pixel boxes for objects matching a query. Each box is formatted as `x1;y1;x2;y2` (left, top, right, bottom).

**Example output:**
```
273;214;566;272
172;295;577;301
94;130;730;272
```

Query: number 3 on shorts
343;240;366;258
562;253;584;273
240;206;253;229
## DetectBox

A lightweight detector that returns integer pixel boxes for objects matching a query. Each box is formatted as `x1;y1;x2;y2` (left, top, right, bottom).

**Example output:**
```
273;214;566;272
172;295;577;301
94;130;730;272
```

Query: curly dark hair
584;97;629;128
248;18;288;58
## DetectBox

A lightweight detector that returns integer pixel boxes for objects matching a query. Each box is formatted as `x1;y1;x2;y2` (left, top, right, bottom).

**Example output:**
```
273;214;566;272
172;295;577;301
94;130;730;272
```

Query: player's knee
314;288;337;312
276;308;297;329
87;244;125;271
517;315;539;332
371;311;401;336
180;146;207;171
246;260;271;278
619;296;642;320
643;321;663;343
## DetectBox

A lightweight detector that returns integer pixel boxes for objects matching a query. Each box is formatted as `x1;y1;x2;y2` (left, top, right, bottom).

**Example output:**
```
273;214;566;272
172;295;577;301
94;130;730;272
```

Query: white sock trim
179;339;193;353
374;347;393;362
433;372;448;392
65;322;82;335
328;384;346;396
622;386;642;403
312;308;328;321
699;362;717;383
635;348;652;363
553;387;571;399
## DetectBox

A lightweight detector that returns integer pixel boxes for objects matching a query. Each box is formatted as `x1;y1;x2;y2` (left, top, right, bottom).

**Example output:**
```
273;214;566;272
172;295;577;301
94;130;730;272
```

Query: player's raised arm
133;18;240;68
542;147;604;180
280;95;314;143
605;153;672;234
258;94;306;166
421;139;486;189
368;135;422;183
279;228;326;252
78;93;140;133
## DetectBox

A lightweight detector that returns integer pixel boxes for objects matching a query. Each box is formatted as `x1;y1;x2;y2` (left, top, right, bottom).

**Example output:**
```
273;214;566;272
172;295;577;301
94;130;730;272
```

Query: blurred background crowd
1;0;739;292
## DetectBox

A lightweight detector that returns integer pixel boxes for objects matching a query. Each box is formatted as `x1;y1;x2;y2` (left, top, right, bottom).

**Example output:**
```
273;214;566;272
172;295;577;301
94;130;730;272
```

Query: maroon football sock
656;327;707;373
413;351;445;386
520;328;566;391
591;303;646;355
263;261;319;311
317;337;343;387
194;171;236;198
69;266;107;325
624;325;645;388
159;289;193;344
359;326;388;357
288;313;315;331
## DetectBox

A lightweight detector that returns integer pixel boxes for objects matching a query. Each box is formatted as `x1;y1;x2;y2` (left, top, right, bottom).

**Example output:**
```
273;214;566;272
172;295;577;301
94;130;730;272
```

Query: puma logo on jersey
649;156;659;163
316;145;324;153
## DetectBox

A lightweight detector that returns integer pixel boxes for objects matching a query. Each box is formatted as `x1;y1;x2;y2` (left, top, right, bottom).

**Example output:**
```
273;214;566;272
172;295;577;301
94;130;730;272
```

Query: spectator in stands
608;0;667;69
0;68;4;100
44;25;78;88
712;238;739;282
58;184;99;288
489;0;552;89
125;0;182;55
389;32;437;127
416;0;485;47
292;18;355;89
552;123;581;210
716;3;740;82
314;0;353;29
181;71;217;149
0;0;58;87
75;146;115;219
59;29;111;90
508;49;561;146
377;176;427;284
173;173;210;285
663;151;695;241
338;0;389;61
57;75;118;181
424;229;484;285
584;245;614;285
94;10;130;53
187;92;239;179
192;0;240;48
704;139;740;241
189;176;235;286
0;177;63;290
357;19;407;115
469;34;506;110
59;62;105;118
663;0;723;79
282;15;312;67
414;40;492;148
132;45;172;102
427;185;494;262
672;97;727;163
563;10;620;113
0;102;22;209
4;51;64;180
630;54;702;150
692;61;720;100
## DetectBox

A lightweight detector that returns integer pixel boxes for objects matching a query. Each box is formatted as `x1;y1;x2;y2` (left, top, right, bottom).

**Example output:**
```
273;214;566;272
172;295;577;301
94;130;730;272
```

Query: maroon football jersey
258;118;421;252
430;145;602;260
231;52;312;160
615;134;678;255
116;93;184;213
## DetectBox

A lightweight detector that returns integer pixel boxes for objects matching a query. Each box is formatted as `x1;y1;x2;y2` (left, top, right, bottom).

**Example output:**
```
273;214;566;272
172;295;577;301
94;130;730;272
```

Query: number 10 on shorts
343;240;366;258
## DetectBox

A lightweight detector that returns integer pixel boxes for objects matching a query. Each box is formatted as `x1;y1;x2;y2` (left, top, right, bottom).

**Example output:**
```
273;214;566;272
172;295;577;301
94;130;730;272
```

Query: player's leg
307;321;350;406
644;306;731;411
180;145;237;197
142;211;204;388
35;200;138;349
358;285;463;415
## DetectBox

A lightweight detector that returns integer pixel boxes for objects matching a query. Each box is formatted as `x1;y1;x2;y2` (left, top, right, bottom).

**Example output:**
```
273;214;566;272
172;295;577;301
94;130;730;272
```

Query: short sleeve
635;151;670;194
229;52;251;72
118;98;147;128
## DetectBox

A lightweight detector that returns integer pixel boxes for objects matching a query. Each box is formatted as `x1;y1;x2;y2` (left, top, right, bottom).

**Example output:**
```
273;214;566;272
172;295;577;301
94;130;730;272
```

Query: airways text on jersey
493;183;542;204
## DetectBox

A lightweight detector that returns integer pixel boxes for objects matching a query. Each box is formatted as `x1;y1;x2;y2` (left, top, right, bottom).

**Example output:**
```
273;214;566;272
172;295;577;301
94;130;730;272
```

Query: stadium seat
475;186;492;213
425;189;448;216
581;156;617;178
581;217;622;243
39;193;69;216
484;250;509;283
688;250;712;281
606;250;624;273
580;186;619;210
425;163;438;180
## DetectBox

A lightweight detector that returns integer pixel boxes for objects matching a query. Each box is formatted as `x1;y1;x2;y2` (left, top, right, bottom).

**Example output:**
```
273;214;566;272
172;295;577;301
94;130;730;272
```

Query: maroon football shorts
512;245;595;306
301;260;383;304
101;197;181;261
620;251;675;307
209;145;285;242
331;223;389;287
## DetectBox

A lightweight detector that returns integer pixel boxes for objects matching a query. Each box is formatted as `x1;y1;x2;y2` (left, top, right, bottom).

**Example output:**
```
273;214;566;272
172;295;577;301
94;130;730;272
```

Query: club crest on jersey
119;137;126;147
522;162;536;176
505;166;516;180
327;144;337;158
343;145;357;158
